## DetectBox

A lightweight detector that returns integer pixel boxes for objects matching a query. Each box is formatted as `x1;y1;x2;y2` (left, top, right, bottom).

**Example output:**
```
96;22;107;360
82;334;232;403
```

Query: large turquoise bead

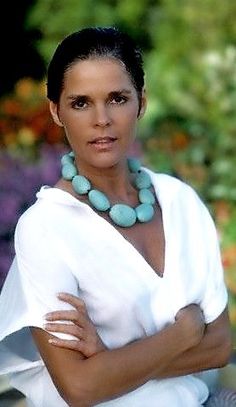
72;175;91;194
61;153;73;166
127;157;141;173
88;190;110;211
139;188;155;204
135;171;152;189
62;163;77;180
136;203;154;223
109;204;137;227
68;151;75;158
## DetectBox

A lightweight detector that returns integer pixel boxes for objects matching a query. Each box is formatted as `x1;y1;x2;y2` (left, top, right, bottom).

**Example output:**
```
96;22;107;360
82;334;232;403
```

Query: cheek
117;105;139;127
122;113;139;132
61;112;87;134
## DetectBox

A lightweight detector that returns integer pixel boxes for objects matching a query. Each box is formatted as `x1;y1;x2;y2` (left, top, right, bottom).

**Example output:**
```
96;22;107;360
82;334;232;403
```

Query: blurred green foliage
27;0;236;202
26;0;236;332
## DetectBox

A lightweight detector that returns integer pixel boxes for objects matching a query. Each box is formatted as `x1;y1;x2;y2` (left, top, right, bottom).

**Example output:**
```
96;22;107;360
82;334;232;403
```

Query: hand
44;292;106;357
175;304;205;349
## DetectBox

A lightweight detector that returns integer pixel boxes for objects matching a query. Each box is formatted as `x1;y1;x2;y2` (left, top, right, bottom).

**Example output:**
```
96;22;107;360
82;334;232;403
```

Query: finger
48;337;95;358
44;323;84;339
48;338;85;353
45;310;78;321
57;293;87;312
45;310;88;327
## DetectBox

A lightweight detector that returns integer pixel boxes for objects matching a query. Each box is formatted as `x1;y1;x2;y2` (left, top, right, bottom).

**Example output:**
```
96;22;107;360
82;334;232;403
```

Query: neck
75;159;136;201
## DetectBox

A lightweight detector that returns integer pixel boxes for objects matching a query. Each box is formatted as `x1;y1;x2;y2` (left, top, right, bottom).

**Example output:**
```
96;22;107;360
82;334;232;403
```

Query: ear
49;101;64;127
138;88;147;119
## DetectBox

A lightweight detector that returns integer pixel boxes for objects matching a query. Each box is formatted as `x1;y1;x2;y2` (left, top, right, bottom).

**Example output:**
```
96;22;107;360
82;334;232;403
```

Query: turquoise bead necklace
60;152;156;228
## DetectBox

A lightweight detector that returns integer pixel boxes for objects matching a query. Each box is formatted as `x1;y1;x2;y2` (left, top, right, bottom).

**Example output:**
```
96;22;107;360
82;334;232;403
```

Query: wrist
174;319;196;352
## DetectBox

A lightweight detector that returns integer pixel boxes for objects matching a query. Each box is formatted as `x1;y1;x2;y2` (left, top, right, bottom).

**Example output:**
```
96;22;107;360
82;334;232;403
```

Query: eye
110;95;128;105
71;97;88;110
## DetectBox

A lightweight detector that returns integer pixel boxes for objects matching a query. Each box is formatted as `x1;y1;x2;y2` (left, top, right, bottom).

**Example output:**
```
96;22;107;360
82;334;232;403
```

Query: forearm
155;310;232;379
37;302;205;406
67;321;196;406
73;310;231;406
156;330;218;378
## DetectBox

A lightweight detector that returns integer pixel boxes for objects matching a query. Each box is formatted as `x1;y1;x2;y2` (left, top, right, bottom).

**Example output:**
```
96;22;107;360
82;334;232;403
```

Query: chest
53;198;207;343
56;180;165;276
113;203;165;277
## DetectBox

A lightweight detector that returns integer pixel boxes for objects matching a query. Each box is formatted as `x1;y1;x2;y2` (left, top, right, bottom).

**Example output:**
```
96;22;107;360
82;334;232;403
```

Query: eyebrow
66;89;132;100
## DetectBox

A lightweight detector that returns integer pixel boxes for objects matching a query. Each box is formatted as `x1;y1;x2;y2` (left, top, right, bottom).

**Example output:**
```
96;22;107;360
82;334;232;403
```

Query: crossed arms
31;293;232;407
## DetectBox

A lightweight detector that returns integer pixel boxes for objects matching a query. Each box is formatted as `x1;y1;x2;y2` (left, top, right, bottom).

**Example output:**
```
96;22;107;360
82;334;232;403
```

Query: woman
0;27;232;406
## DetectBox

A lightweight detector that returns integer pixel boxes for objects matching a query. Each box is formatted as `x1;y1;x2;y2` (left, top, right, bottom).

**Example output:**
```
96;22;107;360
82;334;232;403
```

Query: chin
89;152;127;170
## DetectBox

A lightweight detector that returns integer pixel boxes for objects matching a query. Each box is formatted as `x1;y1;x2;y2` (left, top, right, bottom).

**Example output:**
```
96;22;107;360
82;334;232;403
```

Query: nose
94;105;112;127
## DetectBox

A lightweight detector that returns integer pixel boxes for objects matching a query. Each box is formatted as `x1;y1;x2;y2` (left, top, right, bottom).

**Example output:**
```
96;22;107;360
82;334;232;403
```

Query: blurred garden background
1;0;236;345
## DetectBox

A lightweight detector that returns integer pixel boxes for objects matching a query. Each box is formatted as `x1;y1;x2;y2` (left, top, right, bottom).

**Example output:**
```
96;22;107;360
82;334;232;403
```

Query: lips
89;136;117;144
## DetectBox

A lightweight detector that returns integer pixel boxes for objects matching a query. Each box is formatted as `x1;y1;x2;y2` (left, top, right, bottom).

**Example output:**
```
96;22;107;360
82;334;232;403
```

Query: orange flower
26;105;50;137
3;133;17;146
213;200;231;225
0;119;11;135
45;124;64;144
223;245;236;295
222;245;236;269
171;131;190;150
15;78;36;100
1;99;22;116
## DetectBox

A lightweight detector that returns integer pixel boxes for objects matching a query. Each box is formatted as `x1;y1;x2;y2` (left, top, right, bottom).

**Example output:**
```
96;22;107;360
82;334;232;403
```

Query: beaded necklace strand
61;152;155;228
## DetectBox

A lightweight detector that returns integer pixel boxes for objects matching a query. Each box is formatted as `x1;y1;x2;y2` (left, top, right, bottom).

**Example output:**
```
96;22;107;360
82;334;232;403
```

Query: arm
31;303;204;407
157;307;232;378
42;295;231;396
44;295;232;380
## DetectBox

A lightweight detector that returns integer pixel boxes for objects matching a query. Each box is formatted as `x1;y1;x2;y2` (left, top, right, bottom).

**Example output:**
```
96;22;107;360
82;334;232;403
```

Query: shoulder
16;191;55;233
144;167;215;227
16;186;79;236
16;200;45;235
15;199;52;259
144;167;202;204
15;187;65;251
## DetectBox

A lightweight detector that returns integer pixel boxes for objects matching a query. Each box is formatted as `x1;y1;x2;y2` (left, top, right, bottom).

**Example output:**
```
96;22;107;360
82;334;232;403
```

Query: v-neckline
40;171;168;281
99;213;168;280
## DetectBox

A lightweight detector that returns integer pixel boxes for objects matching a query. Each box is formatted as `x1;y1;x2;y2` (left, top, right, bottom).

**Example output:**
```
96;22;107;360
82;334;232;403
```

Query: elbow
218;338;233;368
213;332;233;368
60;381;94;407
61;391;89;407
66;397;90;407
62;394;89;407
54;364;101;406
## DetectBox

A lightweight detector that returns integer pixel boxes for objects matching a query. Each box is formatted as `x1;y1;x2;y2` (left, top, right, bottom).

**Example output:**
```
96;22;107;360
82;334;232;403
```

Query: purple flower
0;143;67;289
0;192;23;235
0;240;14;289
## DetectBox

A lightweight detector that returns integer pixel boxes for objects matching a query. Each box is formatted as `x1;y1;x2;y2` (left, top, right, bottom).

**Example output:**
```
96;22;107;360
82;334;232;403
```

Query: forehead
62;58;135;94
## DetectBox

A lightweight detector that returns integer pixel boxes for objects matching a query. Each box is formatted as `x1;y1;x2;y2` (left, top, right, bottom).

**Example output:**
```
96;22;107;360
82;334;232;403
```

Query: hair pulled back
47;27;145;104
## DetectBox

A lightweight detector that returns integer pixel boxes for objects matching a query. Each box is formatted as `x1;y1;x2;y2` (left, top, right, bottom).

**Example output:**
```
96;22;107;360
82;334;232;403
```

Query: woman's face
50;58;146;173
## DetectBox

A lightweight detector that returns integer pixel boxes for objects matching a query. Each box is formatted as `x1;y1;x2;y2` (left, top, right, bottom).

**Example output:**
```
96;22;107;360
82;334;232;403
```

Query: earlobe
49;101;64;127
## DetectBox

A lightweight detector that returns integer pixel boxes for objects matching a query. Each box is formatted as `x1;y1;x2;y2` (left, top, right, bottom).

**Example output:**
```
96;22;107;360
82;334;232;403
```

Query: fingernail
48;339;57;344
57;292;66;298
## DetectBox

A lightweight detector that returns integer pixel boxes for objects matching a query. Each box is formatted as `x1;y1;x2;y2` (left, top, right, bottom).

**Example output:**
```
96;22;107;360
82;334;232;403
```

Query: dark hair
47;27;145;104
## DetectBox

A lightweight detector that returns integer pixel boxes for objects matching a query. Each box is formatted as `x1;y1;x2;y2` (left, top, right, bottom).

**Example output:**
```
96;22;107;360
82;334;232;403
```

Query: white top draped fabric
0;170;228;407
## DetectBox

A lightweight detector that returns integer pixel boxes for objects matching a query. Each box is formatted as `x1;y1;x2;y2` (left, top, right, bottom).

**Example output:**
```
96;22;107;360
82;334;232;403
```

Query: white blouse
0;170;228;406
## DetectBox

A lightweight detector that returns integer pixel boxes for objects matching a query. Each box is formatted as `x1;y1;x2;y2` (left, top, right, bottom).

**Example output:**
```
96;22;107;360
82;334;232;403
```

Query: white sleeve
0;206;81;375
199;204;228;324
2;207;80;342
181;183;228;324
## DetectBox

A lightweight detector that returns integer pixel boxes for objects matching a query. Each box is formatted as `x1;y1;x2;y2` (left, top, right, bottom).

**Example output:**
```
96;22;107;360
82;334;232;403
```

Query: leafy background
1;0;236;344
